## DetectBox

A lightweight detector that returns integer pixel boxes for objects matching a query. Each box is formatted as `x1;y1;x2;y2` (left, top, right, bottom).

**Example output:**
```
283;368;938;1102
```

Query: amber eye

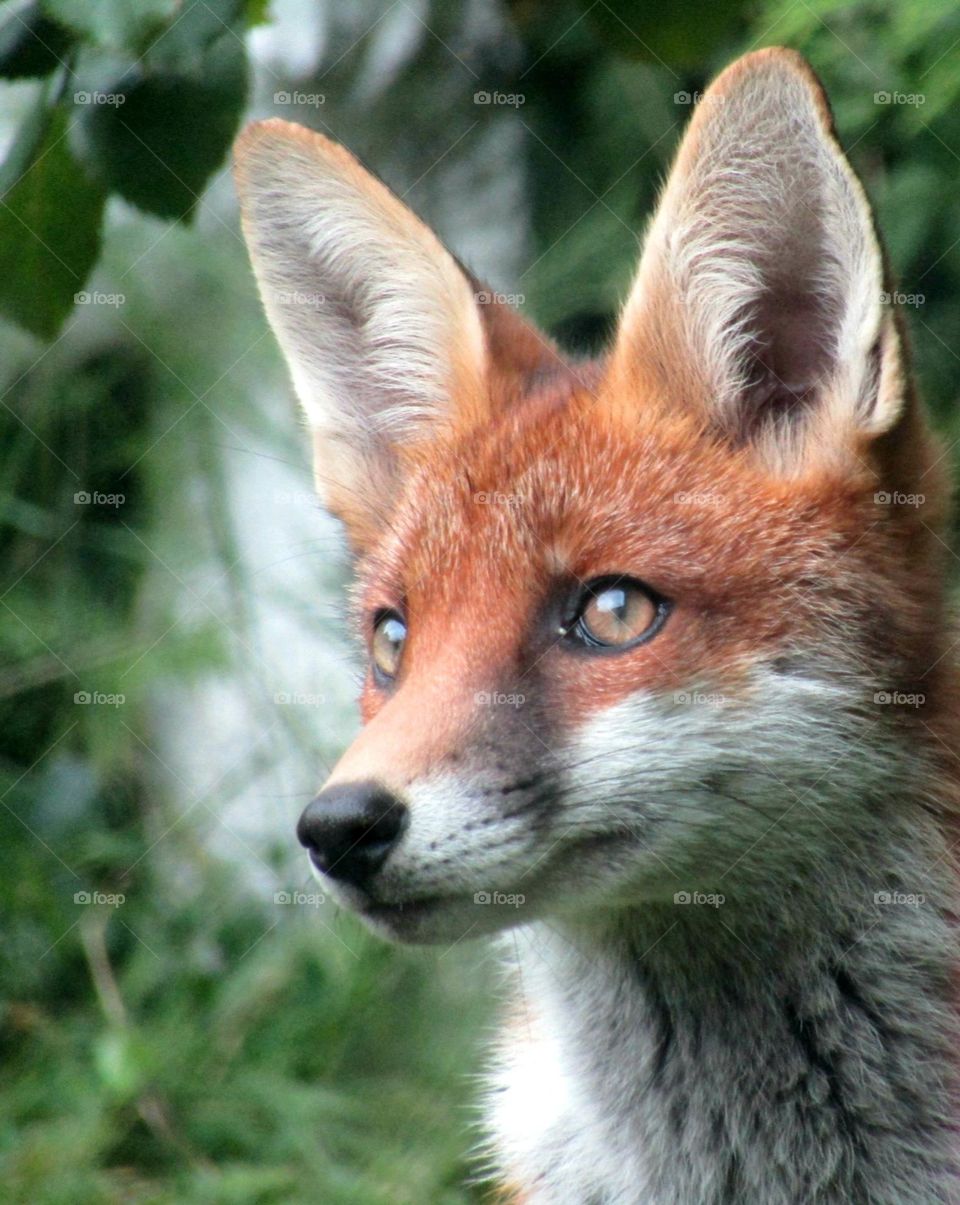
372;611;406;681
569;578;666;649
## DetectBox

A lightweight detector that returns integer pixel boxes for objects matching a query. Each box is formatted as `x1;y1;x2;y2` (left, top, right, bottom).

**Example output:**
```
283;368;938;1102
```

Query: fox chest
484;1010;655;1204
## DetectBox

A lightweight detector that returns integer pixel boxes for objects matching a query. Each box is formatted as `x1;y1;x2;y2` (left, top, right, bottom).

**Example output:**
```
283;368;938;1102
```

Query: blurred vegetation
1;0;958;1201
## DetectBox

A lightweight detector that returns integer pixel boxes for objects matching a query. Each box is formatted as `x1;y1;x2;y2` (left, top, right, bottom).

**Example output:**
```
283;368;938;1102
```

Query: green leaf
582;0;746;68
40;0;176;52
144;0;247;74
0;0;74;78
0;107;105;339
76;30;248;221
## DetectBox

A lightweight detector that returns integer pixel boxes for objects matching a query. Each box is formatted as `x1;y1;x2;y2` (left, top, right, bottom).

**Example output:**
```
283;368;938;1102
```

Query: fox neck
503;811;960;1204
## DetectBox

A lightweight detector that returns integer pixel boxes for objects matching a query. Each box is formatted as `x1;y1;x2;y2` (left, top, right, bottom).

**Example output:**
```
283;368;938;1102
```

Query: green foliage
583;0;748;66
0;107;105;336
2;0;959;1201
0;1;74;78
0;0;253;336
75;31;248;220
40;0;177;50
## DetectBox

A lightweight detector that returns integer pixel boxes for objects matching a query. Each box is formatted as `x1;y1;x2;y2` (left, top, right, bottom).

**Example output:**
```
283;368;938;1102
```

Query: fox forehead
361;389;865;604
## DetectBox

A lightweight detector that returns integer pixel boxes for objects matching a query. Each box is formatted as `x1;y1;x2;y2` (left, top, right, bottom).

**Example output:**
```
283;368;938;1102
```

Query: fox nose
297;781;408;889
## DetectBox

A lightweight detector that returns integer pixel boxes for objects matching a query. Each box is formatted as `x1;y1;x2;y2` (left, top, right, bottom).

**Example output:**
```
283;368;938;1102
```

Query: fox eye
372;610;406;681
567;578;667;650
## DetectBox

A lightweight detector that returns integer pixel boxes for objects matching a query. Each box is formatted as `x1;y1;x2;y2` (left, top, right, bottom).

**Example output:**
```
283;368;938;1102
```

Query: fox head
235;48;951;944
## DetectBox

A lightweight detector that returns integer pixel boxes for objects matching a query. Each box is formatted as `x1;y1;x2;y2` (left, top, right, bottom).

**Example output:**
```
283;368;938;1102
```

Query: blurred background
1;0;958;1200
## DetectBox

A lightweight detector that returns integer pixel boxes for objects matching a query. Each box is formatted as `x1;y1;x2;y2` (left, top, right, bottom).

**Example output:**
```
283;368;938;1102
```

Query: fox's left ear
234;120;488;548
608;48;918;476
235;120;562;549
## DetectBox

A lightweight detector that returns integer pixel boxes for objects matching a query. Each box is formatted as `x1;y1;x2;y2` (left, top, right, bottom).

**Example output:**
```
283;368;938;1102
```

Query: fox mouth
353;892;486;944
322;877;460;929
325;879;531;944
315;825;644;942
359;894;450;922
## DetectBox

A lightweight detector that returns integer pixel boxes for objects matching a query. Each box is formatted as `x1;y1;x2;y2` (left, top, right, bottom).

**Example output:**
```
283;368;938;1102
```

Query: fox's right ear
233;120;489;548
607;48;918;480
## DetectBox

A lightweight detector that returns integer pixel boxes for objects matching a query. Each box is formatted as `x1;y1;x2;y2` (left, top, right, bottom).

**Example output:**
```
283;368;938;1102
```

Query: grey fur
487;810;960;1203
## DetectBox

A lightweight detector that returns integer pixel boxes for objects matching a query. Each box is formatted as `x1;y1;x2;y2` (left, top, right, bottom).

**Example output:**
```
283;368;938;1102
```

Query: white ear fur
234;120;486;518
613;48;900;459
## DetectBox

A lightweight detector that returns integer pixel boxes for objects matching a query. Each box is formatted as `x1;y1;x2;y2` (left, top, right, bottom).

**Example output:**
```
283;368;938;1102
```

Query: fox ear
608;48;905;473
233;120;488;546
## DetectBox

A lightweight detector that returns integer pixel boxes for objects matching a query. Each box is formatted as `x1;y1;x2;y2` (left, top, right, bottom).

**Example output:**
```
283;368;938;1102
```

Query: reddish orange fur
338;337;957;815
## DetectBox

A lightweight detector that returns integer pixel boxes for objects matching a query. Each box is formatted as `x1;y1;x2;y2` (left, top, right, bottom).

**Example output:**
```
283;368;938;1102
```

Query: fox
234;47;960;1204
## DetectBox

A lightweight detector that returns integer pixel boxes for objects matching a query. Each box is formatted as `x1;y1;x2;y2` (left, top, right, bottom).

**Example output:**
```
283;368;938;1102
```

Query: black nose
297;782;407;889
